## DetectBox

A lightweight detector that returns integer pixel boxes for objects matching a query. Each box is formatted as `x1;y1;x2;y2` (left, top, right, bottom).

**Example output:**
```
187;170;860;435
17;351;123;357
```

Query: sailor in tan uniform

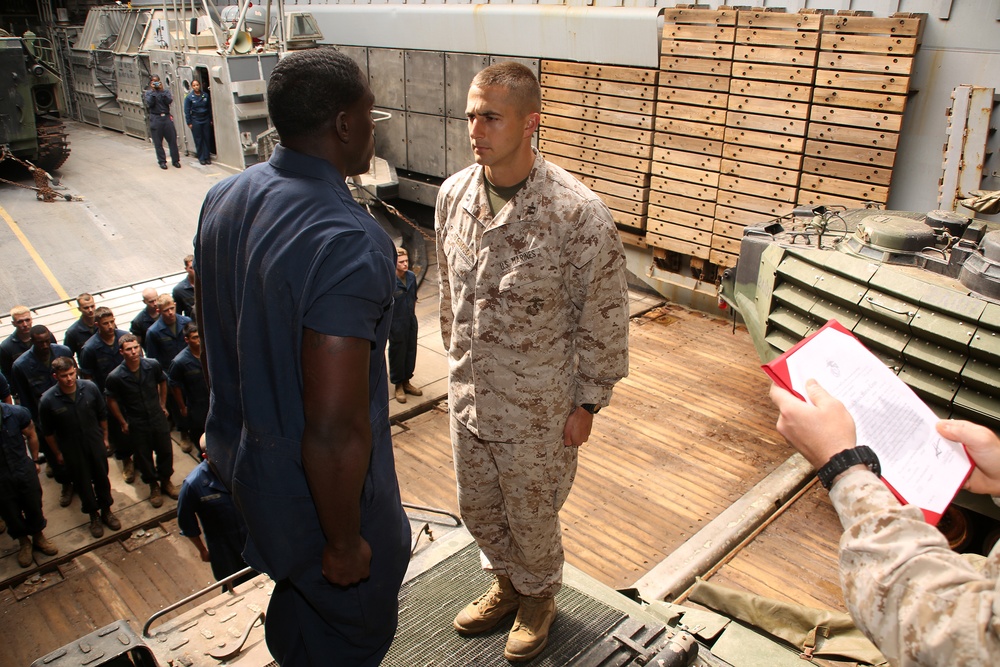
436;62;629;662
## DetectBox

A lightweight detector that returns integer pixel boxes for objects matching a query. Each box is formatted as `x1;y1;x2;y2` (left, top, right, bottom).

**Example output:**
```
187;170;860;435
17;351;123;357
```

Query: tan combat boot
149;483;163;508
33;532;58;556
403;381;423;396
161;478;179;499
504;595;557;662
17;537;32;568
395;384;406;403
454;575;521;635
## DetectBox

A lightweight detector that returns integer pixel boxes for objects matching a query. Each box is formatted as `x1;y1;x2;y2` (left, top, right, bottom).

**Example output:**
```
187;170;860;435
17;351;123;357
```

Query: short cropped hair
156;294;175;309
119;333;139;349
52;357;77;373
77;293;94;304
95;306;114;321
30;324;50;337
471;62;541;115
183;321;199;337
397;247;408;258
267;48;367;142
10;306;29;319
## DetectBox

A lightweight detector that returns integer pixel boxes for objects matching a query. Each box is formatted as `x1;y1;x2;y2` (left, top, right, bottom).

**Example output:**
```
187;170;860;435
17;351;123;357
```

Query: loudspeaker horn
232;31;253;54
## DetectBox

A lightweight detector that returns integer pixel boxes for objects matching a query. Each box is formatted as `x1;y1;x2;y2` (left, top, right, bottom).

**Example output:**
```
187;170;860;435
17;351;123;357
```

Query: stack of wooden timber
538;60;657;235
799;13;921;209
530;10;922;271
646;7;736;260
713;10;822;268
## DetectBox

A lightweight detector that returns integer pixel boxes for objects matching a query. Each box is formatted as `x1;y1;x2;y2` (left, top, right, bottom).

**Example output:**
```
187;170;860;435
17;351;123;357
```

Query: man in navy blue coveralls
11;325;73;502
177;451;249;584
194;48;411;666
184;80;213;165
145;75;180;169
389;247;421;404
168;322;209;448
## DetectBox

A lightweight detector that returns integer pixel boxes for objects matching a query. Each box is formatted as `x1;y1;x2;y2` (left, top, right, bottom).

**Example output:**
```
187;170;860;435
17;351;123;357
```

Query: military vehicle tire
34;117;71;172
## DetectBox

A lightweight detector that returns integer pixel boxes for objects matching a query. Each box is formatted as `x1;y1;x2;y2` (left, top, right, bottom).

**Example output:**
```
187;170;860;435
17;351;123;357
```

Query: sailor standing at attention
184;80;213;165
194;47;410;666
436;62;630;662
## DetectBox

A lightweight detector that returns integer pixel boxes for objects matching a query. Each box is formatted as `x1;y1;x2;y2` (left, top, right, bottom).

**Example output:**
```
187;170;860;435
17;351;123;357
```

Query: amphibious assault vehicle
718;204;1000;431
0;29;70;172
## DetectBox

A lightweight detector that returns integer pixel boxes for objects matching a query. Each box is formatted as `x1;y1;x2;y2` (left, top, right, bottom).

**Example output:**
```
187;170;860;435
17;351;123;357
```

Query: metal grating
384;544;626;666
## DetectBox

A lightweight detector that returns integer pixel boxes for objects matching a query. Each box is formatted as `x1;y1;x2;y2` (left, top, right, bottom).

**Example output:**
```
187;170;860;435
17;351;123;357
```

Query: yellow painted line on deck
0;202;72;303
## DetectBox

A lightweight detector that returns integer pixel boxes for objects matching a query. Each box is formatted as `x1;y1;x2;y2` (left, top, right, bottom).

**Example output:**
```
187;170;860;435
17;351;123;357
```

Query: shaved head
471;62;541;116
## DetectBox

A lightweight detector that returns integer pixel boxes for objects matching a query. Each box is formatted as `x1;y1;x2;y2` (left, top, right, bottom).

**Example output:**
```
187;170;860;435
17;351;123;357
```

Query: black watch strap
816;445;880;489
580;403;601;415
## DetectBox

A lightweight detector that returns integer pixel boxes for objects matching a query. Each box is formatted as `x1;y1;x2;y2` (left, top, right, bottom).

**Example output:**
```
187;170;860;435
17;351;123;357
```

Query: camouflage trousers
451;418;579;597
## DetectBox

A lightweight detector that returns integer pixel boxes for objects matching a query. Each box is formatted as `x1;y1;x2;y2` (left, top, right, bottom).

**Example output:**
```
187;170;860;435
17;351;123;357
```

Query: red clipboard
763;320;853;402
763;319;971;525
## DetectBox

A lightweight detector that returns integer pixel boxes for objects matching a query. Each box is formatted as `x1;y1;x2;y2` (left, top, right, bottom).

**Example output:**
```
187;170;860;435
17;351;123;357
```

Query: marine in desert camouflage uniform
436;61;629;662
772;379;1000;667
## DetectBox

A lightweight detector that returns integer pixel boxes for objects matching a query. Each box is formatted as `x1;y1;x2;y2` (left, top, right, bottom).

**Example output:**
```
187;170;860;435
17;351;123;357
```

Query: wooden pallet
798;13;922;210
650;7;735;258
541;10;922;267
713;10;823;263
540;59;658;235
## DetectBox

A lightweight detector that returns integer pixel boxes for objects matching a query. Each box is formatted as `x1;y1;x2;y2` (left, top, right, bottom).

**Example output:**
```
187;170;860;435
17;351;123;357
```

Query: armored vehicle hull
0;31;70;172
719;206;1000;431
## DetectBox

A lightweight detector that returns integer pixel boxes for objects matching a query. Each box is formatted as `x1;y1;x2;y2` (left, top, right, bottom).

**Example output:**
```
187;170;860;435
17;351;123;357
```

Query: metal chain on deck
0;146;80;202
352;179;435;243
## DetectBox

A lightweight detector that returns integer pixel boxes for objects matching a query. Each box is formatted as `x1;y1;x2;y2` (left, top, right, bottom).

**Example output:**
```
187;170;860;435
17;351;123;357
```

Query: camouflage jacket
435;150;629;443
831;468;1000;666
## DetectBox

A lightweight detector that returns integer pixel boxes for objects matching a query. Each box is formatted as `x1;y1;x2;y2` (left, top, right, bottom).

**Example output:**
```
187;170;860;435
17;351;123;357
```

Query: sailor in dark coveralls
167;322;209;448
177;449;250;585
0;401;58;567
38;357;121;538
389;247;422;404
62;293;97;363
105;335;176;508
194;48;410;666
10;325;74;504
184;79;213;165
144;75;180;169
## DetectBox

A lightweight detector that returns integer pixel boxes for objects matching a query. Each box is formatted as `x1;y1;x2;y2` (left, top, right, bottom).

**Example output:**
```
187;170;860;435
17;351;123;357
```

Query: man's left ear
336;111;351;143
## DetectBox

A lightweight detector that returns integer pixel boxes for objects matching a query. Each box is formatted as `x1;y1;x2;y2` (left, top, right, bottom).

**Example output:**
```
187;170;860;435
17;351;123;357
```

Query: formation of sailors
0;258;205;568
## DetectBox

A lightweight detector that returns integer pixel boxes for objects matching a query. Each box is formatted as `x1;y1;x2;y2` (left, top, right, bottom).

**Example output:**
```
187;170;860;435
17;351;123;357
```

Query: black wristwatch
580;403;601;415
816;446;880;489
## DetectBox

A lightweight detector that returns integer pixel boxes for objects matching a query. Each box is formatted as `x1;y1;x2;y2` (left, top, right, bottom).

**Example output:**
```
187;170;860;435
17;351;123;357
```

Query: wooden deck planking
2;305;855;667
706;483;849;612
1;520;215;666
